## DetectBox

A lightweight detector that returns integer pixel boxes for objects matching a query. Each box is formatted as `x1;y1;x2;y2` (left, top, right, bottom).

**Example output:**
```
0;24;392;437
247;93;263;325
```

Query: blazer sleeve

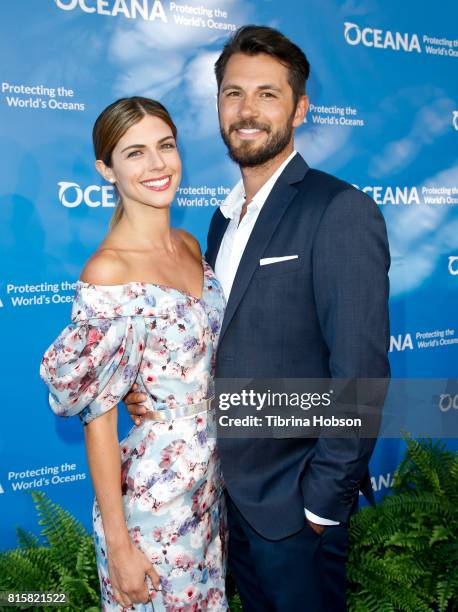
301;187;390;523
40;316;146;425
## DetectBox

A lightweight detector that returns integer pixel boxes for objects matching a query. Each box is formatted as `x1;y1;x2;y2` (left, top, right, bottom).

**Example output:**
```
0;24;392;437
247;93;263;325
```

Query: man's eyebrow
221;84;243;92
258;84;282;92
221;84;282;92
120;136;175;153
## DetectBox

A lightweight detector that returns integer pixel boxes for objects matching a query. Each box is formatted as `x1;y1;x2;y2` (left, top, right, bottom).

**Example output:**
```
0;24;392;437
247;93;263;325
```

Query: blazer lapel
206;209;230;269
219;154;309;342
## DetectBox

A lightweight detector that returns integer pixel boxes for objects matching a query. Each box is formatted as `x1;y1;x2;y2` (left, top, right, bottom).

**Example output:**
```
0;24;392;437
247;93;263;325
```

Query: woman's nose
147;149;166;171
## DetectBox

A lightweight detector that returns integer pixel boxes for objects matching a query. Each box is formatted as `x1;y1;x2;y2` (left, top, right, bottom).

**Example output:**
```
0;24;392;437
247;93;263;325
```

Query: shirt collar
219;150;298;220
219;179;245;220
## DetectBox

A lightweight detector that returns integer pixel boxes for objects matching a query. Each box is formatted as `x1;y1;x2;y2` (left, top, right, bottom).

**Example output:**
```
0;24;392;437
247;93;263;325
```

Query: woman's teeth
142;177;171;190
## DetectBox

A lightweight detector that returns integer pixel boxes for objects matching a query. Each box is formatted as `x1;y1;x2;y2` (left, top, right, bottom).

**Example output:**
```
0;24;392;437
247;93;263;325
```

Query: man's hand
124;384;148;425
307;519;326;536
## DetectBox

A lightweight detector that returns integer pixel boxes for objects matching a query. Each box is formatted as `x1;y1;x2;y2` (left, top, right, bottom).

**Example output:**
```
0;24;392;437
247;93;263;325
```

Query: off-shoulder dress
41;259;228;611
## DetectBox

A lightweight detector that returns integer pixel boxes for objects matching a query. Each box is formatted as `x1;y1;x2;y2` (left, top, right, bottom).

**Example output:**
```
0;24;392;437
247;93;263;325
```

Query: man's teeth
238;129;261;134
142;177;170;187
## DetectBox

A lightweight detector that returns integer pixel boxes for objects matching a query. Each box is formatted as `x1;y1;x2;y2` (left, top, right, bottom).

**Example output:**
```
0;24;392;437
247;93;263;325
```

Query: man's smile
234;128;266;140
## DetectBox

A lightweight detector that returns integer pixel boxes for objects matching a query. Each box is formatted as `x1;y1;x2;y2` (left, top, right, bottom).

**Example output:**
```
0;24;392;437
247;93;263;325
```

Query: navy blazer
205;153;390;539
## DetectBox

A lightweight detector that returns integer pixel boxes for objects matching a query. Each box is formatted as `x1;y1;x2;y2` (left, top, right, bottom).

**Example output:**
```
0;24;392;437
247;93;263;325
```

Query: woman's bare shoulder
80;249;129;285
175;229;202;259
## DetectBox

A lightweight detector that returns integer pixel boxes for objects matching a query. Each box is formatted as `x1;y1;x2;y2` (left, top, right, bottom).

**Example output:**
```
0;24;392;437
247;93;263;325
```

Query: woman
40;97;227;611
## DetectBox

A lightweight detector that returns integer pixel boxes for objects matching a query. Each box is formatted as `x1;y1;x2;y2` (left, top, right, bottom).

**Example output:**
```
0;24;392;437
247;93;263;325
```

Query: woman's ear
95;159;116;183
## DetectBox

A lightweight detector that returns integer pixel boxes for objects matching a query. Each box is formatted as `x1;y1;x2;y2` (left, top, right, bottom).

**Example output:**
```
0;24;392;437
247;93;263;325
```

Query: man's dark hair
214;25;310;106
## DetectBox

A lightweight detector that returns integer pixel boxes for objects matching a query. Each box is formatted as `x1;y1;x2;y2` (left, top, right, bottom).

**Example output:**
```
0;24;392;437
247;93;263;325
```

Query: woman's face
99;114;181;211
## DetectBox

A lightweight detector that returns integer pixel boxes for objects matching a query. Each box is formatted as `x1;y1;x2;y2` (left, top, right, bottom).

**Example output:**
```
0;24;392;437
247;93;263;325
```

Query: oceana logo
58;181;116;208
439;394;458;412
344;22;422;53
54;0;167;22
354;185;420;206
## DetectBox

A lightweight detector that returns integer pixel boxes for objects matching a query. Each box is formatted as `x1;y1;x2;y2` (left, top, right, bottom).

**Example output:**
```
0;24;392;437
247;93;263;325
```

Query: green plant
0;491;99;612
348;438;458;612
4;439;456;612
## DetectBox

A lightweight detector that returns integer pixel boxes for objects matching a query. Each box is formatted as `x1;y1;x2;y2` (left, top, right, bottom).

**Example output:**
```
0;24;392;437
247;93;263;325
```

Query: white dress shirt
214;150;339;526
215;150;297;301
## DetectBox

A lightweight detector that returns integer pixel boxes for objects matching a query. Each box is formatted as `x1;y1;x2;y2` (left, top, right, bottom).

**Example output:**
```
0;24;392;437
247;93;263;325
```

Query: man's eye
227;91;240;97
261;92;275;98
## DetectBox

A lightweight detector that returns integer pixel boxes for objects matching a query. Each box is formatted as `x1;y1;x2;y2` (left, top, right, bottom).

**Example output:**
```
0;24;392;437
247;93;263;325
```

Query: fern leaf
429;525;454;546
15;528;40;550
31;491;86;573
0;548;59;591
58;575;99;611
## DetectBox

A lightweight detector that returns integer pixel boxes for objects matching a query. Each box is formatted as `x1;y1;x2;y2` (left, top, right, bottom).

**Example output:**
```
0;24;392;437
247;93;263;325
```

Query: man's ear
95;159;116;184
292;95;309;128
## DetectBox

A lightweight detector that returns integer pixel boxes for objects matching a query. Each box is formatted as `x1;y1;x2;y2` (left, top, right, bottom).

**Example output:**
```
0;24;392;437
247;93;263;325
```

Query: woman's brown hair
92;97;177;229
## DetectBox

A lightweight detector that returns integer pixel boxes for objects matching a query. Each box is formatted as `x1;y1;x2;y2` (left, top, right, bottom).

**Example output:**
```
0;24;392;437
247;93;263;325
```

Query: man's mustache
229;121;271;134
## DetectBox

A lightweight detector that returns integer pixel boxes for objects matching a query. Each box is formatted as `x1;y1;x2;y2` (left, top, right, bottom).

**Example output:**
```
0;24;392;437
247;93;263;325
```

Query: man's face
218;52;307;168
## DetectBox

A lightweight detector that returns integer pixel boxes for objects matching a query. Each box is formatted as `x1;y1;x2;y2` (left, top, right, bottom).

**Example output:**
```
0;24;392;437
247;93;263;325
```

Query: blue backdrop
1;0;457;549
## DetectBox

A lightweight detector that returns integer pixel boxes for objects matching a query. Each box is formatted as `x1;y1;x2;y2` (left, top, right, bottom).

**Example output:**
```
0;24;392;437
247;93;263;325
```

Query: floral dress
40;259;228;612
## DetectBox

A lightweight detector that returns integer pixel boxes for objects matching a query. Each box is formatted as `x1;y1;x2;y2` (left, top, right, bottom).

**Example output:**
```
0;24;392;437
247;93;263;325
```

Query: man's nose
238;95;259;119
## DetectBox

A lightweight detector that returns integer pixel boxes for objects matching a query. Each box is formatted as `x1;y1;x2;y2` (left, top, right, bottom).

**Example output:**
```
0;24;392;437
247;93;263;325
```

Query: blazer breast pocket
256;255;302;278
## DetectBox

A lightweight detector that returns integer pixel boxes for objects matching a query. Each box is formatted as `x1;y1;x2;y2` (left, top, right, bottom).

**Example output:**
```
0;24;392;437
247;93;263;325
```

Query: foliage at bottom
1;438;456;611
347;438;458;612
0;491;99;612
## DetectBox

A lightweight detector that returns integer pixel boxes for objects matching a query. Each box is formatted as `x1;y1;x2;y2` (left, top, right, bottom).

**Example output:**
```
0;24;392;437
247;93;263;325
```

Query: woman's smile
140;176;172;191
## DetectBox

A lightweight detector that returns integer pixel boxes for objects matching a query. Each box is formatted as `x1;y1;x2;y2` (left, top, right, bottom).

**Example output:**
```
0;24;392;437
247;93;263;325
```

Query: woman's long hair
92;97;177;229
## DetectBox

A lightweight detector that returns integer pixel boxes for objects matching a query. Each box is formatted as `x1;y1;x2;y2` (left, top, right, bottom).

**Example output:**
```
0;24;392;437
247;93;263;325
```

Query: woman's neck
107;204;175;253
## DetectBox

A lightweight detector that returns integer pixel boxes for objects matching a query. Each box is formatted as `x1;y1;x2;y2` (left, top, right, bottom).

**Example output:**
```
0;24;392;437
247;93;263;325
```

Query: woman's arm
84;407;160;607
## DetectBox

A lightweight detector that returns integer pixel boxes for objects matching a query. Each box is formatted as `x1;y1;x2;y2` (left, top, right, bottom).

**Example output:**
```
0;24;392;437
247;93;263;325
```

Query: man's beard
220;114;294;168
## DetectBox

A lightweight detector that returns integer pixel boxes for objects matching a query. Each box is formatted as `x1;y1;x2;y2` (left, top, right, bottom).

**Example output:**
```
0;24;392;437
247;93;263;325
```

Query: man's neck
240;144;294;203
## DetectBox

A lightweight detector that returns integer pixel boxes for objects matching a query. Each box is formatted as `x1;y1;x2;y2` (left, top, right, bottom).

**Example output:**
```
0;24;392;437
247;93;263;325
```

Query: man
126;25;390;611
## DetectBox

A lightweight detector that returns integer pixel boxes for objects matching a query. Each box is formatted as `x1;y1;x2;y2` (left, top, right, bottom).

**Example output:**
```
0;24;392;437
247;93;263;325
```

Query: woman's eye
127;150;142;158
161;143;176;150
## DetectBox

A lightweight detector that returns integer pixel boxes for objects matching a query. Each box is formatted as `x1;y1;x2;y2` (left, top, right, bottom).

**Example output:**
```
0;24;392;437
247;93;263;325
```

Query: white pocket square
259;255;299;266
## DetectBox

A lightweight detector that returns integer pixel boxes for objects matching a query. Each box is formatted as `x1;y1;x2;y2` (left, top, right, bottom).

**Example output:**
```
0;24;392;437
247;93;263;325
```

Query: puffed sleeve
40;315;146;424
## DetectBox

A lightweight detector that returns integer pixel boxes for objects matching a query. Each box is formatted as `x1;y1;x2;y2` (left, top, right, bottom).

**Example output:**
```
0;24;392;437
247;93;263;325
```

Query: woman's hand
108;539;161;607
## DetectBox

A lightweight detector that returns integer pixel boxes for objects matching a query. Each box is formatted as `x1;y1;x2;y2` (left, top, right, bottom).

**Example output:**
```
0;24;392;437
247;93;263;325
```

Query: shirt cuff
304;508;340;525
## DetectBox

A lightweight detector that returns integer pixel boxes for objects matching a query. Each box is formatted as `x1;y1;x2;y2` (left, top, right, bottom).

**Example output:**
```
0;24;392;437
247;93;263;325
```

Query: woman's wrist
105;529;132;553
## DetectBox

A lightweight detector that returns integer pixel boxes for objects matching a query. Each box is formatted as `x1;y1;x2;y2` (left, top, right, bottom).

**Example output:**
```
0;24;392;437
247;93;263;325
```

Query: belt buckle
145;410;167;422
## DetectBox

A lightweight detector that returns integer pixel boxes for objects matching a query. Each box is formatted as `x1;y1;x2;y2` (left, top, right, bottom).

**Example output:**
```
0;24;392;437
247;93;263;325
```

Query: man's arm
302;187;390;524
